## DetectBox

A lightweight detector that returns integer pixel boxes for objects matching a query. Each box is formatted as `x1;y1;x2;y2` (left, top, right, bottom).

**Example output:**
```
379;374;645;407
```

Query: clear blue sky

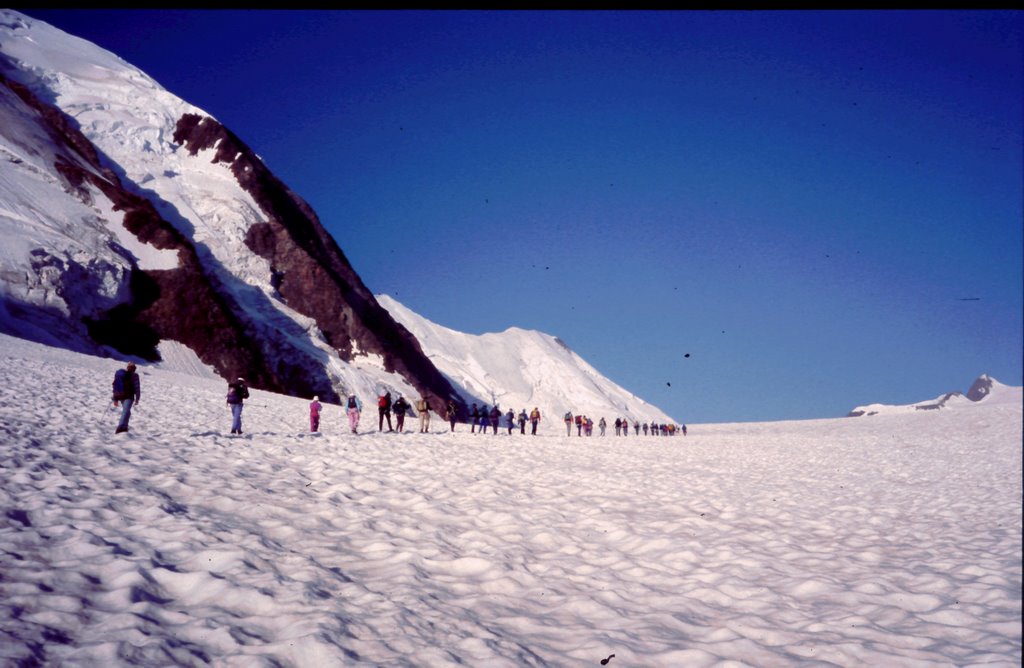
22;9;1023;423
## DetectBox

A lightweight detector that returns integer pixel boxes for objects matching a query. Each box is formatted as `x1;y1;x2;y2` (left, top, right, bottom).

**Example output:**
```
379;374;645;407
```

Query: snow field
0;333;1020;666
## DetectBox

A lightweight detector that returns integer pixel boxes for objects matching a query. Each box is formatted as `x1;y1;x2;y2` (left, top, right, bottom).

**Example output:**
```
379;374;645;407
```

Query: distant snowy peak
848;374;1019;417
376;294;677;424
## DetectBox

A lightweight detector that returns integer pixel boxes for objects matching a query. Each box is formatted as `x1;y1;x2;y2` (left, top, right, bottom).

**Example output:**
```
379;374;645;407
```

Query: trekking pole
99;398;117;428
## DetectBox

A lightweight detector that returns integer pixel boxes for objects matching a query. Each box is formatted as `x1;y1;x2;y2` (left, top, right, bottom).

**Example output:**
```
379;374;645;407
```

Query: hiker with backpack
393;395;410;432
564;411;573;436
478;405;491;434
469;403;479;433
226;377;249;434
378;391;393;432
517;409;527;434
599;417;607;436
416;396;431;433
310;396;322;433
346;393;362;433
489;405;502;435
505;407;516;434
111;362;141;434
529;407;541;435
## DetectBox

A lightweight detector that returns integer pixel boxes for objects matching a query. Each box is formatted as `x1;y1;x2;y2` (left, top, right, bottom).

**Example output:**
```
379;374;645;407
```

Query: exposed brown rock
174;113;463;412
2;73;296;394
0;75;462;411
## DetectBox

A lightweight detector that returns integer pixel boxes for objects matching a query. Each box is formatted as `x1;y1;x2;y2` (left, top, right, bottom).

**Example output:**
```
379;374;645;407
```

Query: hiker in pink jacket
310;396;322;432
345;394;362;434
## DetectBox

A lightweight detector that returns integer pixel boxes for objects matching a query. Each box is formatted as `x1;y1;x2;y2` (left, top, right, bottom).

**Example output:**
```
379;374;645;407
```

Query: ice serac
0;69;280;391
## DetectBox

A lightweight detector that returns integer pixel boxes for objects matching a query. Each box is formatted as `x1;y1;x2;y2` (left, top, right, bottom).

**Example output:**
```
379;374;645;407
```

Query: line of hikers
109;362;684;438
562;411;685;437
464;404;543;435
330;390;443;435
307;396;684;438
324;396;544;436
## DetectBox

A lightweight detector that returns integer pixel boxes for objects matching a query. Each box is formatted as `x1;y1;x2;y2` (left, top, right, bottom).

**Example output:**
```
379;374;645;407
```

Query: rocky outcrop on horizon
847;374;1007;417
966;374;996;403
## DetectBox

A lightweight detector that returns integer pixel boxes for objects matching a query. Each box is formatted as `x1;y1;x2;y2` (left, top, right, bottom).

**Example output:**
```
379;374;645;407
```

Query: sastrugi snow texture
0;332;1020;665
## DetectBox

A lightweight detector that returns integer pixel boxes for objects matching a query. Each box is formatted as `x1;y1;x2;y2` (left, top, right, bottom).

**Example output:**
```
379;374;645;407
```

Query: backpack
348;395;357;409
227;385;240;403
112;369;127;401
378;395;388;408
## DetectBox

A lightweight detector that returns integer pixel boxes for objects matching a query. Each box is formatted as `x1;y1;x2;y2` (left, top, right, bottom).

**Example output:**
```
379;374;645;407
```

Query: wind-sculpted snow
0;333;1021;666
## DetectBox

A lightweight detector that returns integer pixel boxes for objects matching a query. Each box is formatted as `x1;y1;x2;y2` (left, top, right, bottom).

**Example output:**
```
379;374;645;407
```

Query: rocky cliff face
966;374;995;403
171;112;460;409
0;12;464;412
1;69;319;395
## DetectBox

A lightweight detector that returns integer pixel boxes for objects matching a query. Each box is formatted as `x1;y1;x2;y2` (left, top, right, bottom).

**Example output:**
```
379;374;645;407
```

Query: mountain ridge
0;9;463;412
0;9;679;425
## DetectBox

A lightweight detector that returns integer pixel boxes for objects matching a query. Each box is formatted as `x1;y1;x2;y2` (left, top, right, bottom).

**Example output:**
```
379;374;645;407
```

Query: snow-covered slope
0;10;462;410
0;9;685;427
1;331;1020;666
0;10;679;425
847;373;1021;417
378;294;676;424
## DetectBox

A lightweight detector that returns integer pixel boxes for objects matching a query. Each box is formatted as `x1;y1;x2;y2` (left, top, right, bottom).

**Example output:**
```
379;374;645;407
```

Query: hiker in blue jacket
112;362;140;434
226;377;249;434
478;405;490;434
489;405;502;435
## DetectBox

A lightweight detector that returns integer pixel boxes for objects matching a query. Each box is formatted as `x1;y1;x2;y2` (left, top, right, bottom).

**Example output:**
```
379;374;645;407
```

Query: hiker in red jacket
378;391;393;432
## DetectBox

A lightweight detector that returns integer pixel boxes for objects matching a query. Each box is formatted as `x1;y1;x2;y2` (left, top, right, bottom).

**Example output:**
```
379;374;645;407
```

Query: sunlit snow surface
0;333;1020;667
